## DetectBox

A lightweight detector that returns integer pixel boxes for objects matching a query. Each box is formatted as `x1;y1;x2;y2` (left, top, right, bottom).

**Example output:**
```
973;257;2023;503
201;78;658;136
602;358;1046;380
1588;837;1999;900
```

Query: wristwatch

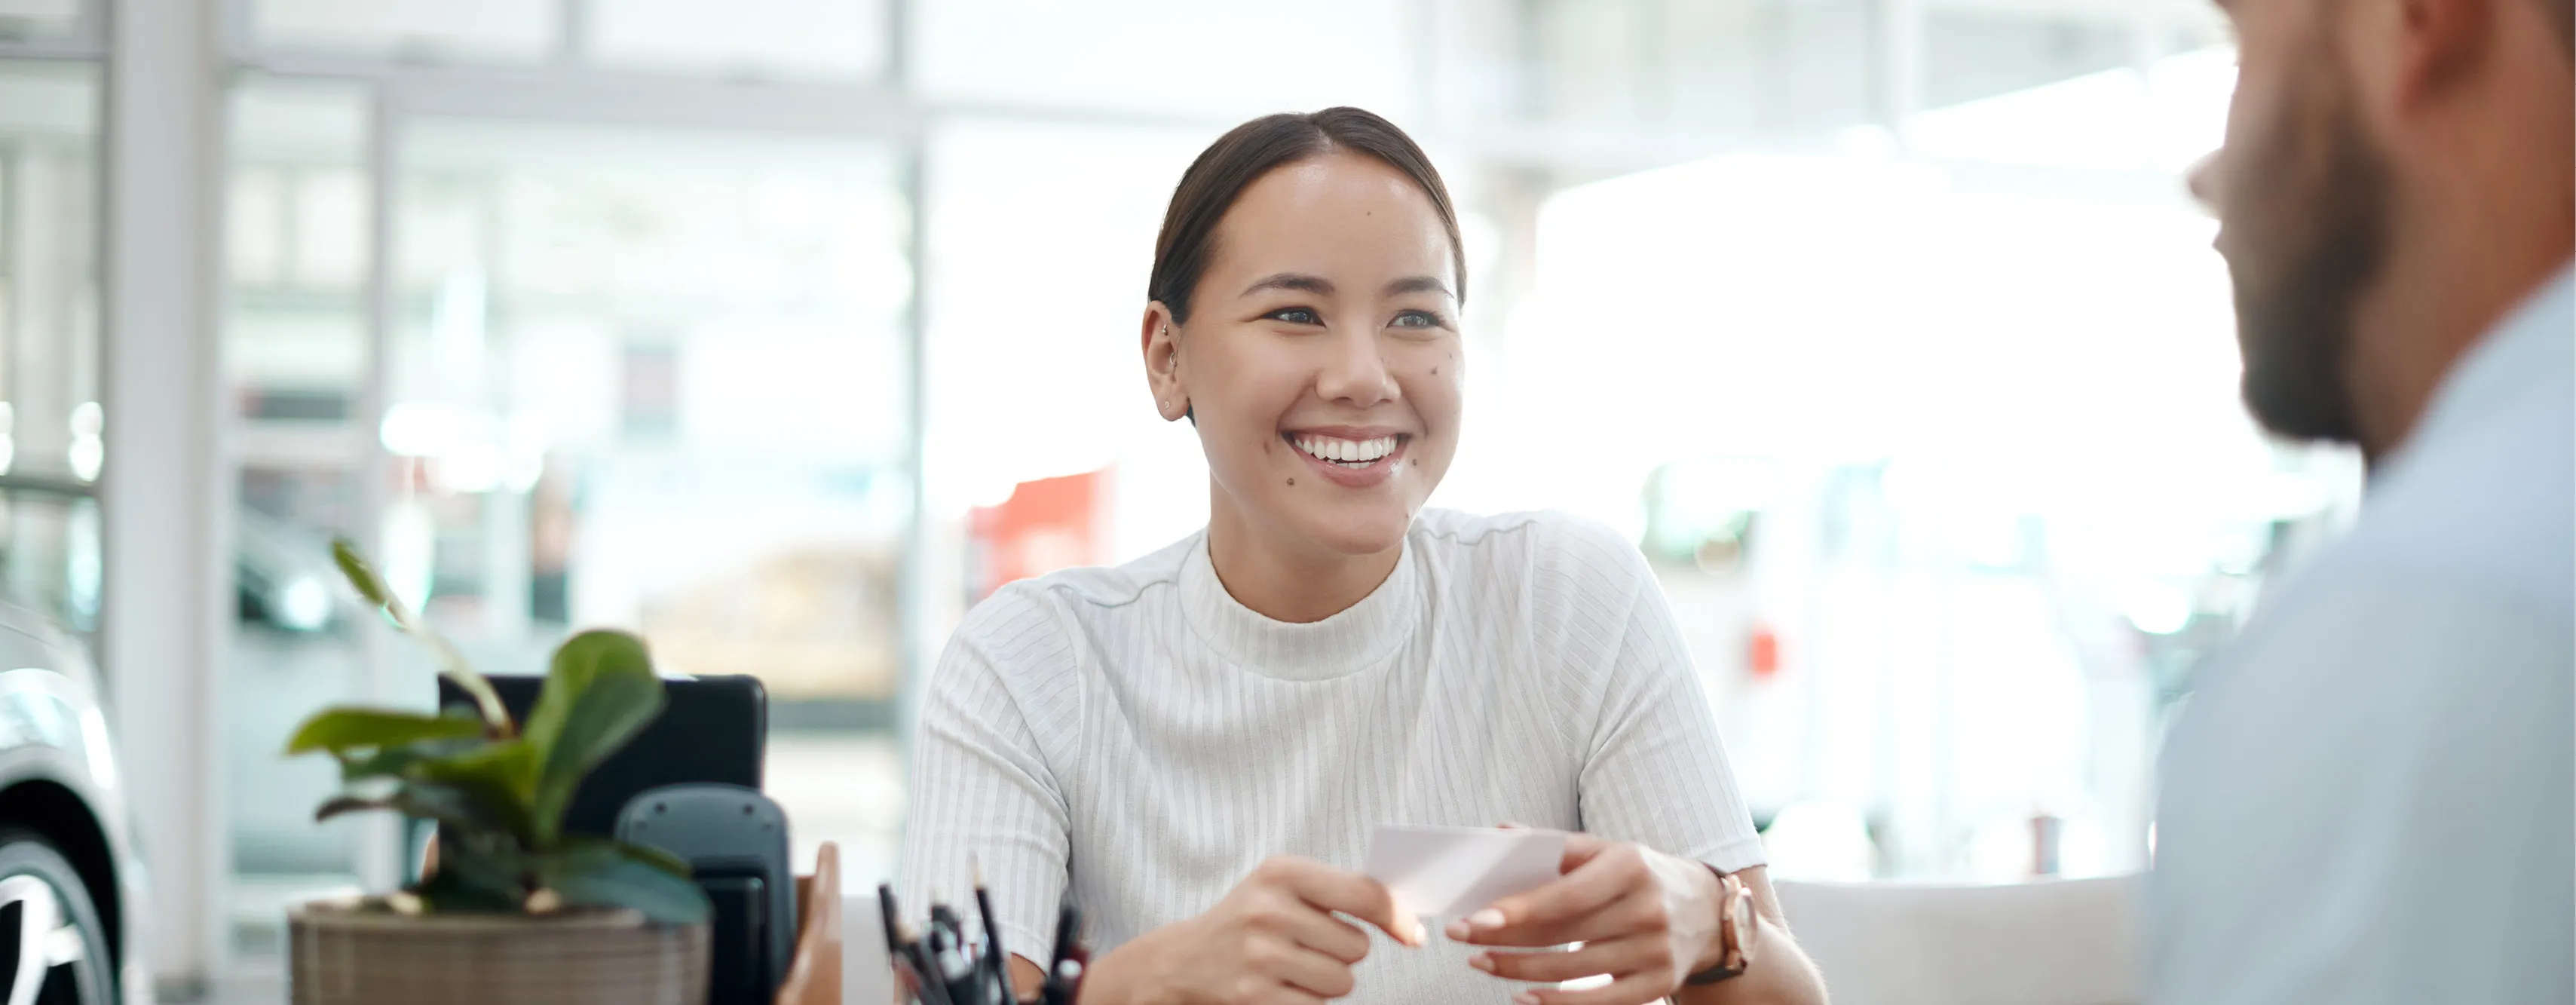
1683;870;1757;985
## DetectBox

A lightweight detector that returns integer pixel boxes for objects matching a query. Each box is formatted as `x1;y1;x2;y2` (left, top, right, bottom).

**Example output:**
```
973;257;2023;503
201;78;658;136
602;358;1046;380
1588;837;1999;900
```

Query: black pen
1048;959;1084;1005
972;856;1017;1004
897;921;951;1005
878;884;905;962
890;951;933;1005
1043;887;1084;1005
930;900;980;1005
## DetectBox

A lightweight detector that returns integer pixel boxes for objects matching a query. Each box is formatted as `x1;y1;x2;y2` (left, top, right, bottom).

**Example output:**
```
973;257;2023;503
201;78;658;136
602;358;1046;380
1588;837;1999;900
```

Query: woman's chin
1291;507;1416;558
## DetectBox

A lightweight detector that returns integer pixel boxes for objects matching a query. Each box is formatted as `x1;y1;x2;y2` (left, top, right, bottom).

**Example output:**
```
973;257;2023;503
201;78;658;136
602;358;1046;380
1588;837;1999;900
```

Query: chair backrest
1774;875;2140;1005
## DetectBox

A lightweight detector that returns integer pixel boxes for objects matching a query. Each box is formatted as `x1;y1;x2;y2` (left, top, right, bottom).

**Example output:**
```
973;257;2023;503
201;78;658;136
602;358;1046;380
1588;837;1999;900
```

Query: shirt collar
1176;530;1419;682
2390;263;2576;467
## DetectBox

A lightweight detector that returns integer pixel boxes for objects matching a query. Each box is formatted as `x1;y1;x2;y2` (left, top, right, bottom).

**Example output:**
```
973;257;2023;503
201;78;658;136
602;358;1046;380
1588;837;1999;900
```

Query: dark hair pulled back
1149;107;1466;326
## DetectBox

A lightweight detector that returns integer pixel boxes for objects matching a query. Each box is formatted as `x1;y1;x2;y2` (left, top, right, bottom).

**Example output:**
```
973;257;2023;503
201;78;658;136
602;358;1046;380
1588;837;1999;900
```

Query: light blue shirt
2151;265;2574;1004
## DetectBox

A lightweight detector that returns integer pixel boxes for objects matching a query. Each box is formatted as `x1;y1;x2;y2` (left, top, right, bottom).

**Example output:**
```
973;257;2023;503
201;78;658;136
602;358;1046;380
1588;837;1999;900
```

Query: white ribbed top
899;510;1763;1003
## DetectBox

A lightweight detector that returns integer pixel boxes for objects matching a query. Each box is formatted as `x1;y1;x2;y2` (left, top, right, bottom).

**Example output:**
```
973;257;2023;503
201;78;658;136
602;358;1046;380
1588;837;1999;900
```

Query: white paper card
1363;825;1567;919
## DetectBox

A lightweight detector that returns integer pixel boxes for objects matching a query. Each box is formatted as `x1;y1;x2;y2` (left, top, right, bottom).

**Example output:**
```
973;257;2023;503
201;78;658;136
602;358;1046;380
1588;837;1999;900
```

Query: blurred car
0;599;152;1004
235;510;343;633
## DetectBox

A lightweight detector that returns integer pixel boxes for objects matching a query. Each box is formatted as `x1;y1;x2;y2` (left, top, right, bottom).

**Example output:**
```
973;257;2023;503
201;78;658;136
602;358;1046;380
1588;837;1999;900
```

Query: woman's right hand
1080;856;1426;1005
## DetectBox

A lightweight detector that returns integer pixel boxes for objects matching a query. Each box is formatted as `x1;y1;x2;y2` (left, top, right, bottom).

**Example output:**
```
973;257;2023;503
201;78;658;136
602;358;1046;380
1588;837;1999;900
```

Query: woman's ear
1142;302;1188;422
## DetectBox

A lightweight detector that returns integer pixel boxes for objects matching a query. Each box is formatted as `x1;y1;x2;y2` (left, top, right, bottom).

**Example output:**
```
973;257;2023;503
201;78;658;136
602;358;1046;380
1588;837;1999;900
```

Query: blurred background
8;0;2367;997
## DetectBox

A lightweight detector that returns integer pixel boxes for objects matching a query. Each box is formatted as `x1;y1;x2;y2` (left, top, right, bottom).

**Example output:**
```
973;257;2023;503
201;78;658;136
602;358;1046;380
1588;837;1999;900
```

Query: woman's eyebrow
1385;275;1454;300
1239;272;1334;297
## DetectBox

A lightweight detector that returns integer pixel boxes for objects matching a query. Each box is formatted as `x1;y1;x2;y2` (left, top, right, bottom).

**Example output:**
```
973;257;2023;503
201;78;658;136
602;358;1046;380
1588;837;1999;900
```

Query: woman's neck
1205;500;1402;624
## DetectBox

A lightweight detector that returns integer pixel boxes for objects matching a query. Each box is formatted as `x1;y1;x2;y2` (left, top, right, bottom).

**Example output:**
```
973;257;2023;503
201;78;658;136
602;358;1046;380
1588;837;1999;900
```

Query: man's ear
1142;302;1188;422
2392;0;2495;103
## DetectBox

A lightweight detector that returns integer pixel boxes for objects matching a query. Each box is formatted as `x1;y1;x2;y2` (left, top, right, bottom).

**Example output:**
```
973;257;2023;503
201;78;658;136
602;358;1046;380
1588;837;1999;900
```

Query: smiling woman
1139;112;1467;624
899;108;1829;1005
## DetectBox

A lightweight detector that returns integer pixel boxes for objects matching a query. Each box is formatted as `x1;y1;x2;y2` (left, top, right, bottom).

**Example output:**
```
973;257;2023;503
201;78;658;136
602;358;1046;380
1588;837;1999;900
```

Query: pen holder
882;883;1083;1005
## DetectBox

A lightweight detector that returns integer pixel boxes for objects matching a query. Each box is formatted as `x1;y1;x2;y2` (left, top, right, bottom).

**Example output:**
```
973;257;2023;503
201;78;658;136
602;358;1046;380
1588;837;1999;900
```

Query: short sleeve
1541;516;1768;875
896;586;1077;964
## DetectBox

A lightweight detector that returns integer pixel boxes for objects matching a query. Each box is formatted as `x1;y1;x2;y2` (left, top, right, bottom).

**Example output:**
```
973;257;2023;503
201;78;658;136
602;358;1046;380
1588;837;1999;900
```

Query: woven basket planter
288;900;710;1005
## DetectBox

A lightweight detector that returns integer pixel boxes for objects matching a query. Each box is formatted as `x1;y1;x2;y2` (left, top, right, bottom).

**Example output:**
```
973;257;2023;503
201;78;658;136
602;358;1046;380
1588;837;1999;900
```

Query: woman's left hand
1444;832;1729;1005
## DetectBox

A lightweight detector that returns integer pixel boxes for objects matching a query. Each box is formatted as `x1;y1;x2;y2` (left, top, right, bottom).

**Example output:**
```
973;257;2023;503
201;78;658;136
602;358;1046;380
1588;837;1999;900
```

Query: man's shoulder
2348;324;2574;612
2152;524;2576;1005
2204;539;2571;718
2176;396;2573;774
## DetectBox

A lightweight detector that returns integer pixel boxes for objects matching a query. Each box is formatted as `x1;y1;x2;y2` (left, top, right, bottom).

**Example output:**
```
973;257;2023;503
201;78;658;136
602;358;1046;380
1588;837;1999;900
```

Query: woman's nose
1315;329;1397;406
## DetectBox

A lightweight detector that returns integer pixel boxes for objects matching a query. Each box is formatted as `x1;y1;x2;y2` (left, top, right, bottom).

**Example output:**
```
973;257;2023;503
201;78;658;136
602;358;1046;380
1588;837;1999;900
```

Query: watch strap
1683;872;1754;985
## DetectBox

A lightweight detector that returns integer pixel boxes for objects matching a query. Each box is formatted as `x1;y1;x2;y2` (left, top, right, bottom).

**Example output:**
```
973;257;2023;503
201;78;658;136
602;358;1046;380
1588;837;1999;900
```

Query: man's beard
2225;65;2394;446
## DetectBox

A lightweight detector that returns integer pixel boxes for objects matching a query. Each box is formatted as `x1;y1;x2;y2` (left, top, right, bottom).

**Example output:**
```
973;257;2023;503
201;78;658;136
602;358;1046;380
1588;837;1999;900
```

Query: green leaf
329;538;515;735
522;631;651;755
333;736;483;783
286;708;485;755
617;839;693;879
331;538;398;610
418;852;526;913
409;741;540;842
542;839;709;925
528;636;663;847
419;737;541;800
314;783;495;834
314;795;384;823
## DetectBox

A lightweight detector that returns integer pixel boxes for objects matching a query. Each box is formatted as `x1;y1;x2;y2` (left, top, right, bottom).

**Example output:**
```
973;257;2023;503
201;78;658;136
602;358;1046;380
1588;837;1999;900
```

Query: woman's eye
1390;310;1446;330
1265;307;1321;326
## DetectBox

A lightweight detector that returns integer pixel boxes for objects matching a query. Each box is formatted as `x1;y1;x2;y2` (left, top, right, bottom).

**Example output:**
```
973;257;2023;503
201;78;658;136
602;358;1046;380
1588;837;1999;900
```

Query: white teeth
1292;434;1399;466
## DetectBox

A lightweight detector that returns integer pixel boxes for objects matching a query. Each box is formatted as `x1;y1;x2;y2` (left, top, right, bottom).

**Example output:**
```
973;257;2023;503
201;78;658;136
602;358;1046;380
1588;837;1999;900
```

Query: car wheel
0;829;110;1005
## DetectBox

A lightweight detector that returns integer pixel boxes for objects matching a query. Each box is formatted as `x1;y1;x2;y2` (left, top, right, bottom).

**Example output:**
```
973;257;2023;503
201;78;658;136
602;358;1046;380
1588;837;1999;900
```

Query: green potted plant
282;541;713;1005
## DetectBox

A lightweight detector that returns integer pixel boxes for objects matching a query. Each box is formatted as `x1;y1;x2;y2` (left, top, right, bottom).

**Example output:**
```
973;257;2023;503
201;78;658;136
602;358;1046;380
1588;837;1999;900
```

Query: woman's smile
1283;427;1411;487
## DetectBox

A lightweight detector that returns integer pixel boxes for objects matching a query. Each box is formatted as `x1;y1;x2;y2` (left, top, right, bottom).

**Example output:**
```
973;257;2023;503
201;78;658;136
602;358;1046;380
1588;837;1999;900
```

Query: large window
219;75;920;961
0;59;102;636
200;2;2281;988
246;0;891;81
387;118;911;704
222;78;381;954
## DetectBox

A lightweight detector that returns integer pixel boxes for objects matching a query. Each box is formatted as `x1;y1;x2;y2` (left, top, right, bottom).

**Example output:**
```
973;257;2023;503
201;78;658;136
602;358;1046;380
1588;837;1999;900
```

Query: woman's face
1147;152;1464;559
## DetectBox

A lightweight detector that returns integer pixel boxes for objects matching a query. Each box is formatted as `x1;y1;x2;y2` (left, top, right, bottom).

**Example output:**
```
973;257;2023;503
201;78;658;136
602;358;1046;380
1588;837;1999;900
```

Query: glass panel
250;0;560;60
229;83;371;424
0;488;98;638
922;121;1211;565
1471;136;2363;881
221;78;381;961
226;463;371;897
587;0;889;82
0;0;83;43
0;61;100;485
392;118;914;887
913;0;1418;118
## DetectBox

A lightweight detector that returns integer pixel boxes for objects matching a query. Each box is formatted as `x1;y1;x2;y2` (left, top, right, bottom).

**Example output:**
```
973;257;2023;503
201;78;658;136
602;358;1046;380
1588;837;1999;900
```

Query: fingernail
1513;993;1541;1005
1469;952;1493;973
1444;918;1472;941
1408;919;1428;945
1467;908;1505;930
